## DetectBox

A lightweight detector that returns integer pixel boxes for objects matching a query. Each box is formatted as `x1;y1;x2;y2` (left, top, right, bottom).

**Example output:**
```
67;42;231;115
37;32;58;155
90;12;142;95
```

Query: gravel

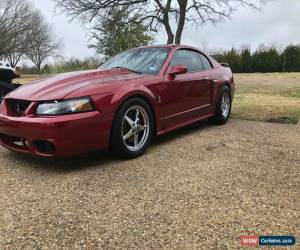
0;119;299;249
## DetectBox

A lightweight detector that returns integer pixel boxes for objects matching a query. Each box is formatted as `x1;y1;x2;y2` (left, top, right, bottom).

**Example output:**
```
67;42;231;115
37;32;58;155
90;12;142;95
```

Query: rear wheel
210;86;232;125
111;98;154;158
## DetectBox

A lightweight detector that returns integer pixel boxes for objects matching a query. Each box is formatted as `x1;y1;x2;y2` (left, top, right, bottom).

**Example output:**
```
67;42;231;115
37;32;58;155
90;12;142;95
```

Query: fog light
33;140;56;154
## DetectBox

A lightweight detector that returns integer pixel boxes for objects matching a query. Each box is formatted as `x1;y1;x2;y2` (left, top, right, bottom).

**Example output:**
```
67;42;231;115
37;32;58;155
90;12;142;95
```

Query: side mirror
168;64;188;80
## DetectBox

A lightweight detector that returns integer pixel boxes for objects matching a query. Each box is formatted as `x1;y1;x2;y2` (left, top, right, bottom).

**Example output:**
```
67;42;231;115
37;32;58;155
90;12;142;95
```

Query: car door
160;49;213;128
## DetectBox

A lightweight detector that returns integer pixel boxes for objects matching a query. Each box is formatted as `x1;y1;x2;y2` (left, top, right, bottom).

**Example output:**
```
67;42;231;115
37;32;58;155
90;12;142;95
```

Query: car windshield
99;47;170;75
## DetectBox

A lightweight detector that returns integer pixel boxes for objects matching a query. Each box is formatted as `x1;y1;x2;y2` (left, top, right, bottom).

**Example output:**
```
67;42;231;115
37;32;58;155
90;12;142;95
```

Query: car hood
7;69;144;101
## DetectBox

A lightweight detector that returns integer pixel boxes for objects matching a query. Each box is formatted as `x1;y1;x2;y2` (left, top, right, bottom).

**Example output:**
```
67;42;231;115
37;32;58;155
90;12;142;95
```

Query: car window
170;50;204;72
100;47;170;75
199;54;212;70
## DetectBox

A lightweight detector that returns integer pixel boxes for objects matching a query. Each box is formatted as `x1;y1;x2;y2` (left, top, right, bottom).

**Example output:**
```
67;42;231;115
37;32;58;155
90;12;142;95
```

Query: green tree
282;45;300;72
251;45;281;73
89;8;153;59
224;48;243;73
241;48;252;73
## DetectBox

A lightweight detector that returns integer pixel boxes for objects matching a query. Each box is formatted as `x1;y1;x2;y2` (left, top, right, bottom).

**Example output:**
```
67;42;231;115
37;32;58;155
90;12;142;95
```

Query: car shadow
152;119;211;146
6;149;117;173
5;119;214;173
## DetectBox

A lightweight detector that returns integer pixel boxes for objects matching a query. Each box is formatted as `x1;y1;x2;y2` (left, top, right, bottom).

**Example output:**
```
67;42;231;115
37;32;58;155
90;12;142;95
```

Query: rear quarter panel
212;65;235;104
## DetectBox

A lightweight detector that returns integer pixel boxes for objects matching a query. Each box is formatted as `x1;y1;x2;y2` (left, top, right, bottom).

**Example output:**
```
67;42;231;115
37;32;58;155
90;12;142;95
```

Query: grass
14;72;300;124
232;73;300;124
14;75;43;84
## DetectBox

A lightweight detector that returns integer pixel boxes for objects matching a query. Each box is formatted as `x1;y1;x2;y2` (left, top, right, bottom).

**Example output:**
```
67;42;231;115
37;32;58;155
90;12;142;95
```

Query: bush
42;57;102;74
21;57;103;75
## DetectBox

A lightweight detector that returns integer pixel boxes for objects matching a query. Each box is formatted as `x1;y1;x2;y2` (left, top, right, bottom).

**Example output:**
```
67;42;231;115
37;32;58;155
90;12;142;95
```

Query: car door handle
201;77;218;84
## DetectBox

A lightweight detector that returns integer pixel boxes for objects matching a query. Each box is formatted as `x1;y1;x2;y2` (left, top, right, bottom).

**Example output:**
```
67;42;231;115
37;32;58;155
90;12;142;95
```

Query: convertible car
0;45;234;158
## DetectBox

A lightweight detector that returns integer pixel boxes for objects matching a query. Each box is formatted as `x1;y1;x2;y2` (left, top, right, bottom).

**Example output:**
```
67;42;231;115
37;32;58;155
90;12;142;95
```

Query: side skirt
156;113;215;136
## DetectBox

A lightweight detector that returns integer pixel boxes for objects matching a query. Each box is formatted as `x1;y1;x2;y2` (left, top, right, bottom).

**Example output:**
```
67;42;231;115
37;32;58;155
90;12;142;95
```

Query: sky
31;0;300;59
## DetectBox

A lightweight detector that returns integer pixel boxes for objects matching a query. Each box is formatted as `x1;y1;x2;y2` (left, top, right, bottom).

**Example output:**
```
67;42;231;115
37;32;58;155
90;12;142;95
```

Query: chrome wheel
122;105;150;152
221;92;231;118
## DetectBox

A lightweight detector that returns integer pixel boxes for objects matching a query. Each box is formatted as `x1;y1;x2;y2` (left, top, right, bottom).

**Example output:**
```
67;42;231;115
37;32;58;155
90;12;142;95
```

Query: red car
0;45;234;158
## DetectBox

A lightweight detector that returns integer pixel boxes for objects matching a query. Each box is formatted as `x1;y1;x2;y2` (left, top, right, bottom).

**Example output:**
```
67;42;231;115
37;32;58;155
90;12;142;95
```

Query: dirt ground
0;119;299;249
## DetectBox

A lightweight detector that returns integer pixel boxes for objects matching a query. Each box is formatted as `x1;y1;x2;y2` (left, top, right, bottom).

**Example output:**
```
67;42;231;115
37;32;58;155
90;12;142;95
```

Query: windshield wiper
114;67;142;74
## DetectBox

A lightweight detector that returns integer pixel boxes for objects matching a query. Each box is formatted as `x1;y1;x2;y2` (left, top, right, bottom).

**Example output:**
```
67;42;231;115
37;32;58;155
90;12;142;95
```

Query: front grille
8;99;31;116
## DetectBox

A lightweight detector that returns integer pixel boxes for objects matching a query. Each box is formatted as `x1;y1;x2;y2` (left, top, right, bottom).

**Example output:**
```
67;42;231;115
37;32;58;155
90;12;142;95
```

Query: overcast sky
31;0;300;58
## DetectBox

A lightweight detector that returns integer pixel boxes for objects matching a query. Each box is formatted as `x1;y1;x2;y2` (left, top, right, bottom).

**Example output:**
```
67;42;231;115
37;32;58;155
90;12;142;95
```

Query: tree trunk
175;0;187;44
37;63;42;75
166;27;174;44
161;0;174;44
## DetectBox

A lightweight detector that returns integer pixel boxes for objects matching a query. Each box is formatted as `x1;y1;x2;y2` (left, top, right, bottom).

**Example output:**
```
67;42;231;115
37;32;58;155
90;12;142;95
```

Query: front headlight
36;97;95;116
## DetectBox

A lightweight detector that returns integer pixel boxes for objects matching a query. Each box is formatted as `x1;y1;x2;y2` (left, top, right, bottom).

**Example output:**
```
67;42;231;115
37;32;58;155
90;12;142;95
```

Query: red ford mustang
0;45;234;158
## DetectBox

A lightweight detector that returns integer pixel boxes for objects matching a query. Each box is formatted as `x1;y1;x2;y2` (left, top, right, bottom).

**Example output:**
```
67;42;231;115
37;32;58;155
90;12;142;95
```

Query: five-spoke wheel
122;105;150;152
111;98;153;158
221;91;231;118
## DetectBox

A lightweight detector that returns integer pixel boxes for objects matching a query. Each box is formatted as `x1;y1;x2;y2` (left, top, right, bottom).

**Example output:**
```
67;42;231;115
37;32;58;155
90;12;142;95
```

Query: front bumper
0;110;113;157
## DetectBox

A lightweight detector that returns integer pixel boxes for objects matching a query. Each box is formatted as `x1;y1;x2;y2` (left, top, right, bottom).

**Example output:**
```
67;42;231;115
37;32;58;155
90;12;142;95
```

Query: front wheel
210;86;232;125
110;98;154;158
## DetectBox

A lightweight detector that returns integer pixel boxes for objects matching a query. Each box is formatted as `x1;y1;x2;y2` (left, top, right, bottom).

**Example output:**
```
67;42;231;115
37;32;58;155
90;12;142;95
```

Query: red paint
168;64;188;80
240;236;259;247
0;45;234;157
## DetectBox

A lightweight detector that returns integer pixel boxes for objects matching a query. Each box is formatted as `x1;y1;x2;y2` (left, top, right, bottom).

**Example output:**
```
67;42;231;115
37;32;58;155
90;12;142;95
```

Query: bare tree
55;0;267;44
6;52;23;68
0;0;33;56
5;33;29;67
25;11;62;74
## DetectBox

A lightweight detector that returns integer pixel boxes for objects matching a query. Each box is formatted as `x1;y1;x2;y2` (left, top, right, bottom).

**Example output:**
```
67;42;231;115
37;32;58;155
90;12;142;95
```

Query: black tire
210;86;232;125
110;97;154;159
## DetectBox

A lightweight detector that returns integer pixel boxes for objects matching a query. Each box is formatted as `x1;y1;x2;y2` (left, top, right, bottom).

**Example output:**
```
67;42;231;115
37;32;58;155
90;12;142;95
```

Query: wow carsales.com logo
240;236;296;247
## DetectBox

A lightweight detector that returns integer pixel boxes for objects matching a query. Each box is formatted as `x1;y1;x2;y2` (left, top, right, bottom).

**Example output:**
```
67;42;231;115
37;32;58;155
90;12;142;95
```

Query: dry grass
14;73;300;123
233;73;300;123
14;74;41;84
232;93;300;122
